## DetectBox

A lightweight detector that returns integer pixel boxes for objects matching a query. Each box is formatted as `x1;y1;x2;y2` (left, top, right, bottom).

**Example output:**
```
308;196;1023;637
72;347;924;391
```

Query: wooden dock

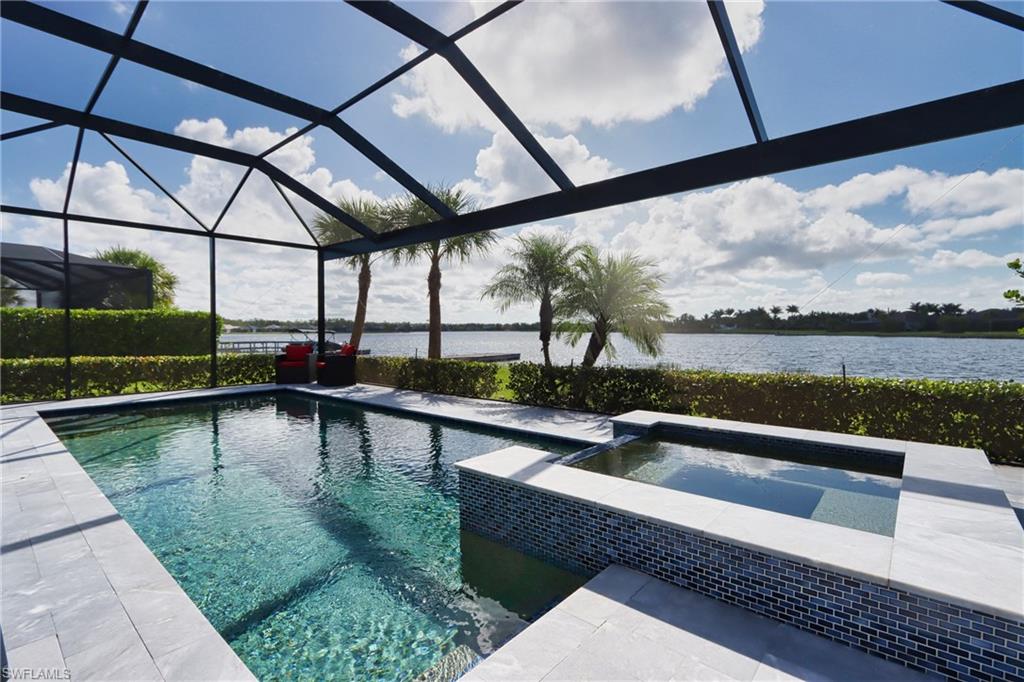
445;353;520;363
218;340;370;355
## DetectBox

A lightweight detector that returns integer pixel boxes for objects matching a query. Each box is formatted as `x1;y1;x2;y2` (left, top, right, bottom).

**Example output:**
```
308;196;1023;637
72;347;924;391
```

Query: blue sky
1;1;1022;322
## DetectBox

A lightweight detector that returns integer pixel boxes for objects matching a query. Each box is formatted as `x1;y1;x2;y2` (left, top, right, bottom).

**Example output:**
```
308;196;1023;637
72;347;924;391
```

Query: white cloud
855;272;912;287
393;1;764;133
16;120;386;318
457;130;620;206
912;249;1013;272
12;127;1023;321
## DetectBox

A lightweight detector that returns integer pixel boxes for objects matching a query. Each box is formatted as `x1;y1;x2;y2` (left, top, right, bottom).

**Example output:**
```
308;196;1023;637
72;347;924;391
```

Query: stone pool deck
0;383;610;680
464;565;932;681
2;384;1020;680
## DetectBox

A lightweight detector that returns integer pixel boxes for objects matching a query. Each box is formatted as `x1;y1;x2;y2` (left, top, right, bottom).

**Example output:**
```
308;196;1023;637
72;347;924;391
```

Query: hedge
1;308;220;358
507;363;1024;464
2;352;1018;463
0;354;273;403
355;356;499;399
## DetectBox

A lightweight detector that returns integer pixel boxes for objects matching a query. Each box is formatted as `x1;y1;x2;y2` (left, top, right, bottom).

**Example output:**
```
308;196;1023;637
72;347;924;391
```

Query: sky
1;0;1022;324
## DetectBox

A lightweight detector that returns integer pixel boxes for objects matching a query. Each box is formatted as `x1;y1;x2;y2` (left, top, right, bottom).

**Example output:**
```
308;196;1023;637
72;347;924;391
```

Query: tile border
459;464;1024;681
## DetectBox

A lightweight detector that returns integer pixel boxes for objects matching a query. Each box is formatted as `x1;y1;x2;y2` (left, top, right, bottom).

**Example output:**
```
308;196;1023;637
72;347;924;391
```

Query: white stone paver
2;393;263;681
292;383;613;444
465;565;930;682
993;463;1024;511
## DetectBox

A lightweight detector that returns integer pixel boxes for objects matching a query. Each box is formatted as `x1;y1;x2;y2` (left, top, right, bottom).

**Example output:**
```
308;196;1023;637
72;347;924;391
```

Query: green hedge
1;308;220;358
3;351;1018;463
356;356;499;399
0;354;273;403
507;363;1023;463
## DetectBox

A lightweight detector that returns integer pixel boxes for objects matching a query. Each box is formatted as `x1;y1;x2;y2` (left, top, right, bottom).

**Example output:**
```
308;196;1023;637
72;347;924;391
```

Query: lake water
221;331;1023;382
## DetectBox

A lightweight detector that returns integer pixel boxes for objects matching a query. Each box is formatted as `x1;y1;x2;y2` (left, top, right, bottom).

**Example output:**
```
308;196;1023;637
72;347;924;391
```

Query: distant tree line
666;303;1022;334
224;318;542;333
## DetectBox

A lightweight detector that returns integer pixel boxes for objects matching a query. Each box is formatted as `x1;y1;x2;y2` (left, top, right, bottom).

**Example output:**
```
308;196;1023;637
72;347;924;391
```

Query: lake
220;331;1023;382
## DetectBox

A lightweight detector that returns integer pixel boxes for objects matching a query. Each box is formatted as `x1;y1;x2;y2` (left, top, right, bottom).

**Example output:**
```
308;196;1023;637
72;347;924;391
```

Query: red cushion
284;344;312;361
277;360;307;368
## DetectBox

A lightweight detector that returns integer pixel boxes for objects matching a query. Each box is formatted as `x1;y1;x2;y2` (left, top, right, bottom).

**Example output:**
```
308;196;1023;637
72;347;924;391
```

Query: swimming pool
46;393;583;680
570;434;902;536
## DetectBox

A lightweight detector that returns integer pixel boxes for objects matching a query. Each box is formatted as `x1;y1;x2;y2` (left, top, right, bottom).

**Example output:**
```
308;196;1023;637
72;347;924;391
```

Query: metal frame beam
940;0;1024;31
0;1;454;220
347;0;575;192
0;121;64;142
707;0;767;143
324;79;1024;258
0;92;376;239
259;1;522;159
1;205;320;251
100;132;210;231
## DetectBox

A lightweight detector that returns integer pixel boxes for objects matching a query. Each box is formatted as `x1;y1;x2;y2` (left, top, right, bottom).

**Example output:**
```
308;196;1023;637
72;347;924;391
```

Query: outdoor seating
317;343;357;387
275;342;316;384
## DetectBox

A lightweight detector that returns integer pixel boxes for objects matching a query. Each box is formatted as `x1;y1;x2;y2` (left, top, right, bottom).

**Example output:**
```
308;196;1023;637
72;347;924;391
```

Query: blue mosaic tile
460;470;1024;682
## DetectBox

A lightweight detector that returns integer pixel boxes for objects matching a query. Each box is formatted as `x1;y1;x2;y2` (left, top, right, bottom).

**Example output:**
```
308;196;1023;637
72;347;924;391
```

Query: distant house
0;242;154;309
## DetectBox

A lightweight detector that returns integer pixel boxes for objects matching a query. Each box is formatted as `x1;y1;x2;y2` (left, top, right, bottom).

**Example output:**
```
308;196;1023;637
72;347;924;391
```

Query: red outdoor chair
275;343;316;384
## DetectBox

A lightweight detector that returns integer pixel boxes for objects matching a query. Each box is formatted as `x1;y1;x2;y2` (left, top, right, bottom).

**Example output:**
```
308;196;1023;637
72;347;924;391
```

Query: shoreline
223;329;1023;340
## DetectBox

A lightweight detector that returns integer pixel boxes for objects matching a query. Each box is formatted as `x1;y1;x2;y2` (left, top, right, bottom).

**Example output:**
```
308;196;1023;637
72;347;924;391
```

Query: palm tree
555;246;670;367
786;304;799;315
1;275;25;307
394;186;495;359
940;302;964;316
313;197;400;350
481;233;582;367
94;245;177;308
769;305;783;327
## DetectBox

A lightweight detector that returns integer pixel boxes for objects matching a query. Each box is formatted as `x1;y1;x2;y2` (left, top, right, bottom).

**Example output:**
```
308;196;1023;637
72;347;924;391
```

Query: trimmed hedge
0;354;273;403
507;363;1024;463
356;356;499;399
1;308;220;358
2;352;1017;463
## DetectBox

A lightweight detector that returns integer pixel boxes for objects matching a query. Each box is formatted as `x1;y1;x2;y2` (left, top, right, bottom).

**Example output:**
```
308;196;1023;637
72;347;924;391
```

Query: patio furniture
317;354;356;387
275;343;316;384
317;344;357;387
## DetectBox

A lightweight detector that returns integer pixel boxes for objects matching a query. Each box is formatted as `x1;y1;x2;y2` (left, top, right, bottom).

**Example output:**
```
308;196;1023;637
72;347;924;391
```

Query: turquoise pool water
47;394;583;680
572;436;902;536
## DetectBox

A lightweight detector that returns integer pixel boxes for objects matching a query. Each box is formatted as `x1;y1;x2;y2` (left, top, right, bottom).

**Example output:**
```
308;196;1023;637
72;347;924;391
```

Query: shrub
507;362;1023;463
0;354;273;403
1;308;220;358
356;356;498;399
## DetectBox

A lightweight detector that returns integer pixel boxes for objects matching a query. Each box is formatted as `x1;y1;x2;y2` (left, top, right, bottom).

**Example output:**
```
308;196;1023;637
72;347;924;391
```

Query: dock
445;353;520;363
218;340;371;355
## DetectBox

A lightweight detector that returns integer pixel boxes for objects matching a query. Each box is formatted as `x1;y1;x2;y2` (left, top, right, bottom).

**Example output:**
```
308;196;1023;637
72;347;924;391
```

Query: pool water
571;436;902;536
47;394;583;681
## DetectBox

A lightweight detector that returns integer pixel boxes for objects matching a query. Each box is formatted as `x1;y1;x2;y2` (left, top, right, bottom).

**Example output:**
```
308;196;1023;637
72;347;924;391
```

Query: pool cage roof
1;0;1022;393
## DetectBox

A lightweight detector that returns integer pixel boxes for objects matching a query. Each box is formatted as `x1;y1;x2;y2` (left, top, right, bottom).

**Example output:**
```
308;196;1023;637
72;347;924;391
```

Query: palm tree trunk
427;256;442;359
539;292;553;367
350;256;371;349
581;318;607;367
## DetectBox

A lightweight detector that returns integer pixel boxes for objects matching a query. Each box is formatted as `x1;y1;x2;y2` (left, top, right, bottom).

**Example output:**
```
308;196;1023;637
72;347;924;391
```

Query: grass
492;364;514;401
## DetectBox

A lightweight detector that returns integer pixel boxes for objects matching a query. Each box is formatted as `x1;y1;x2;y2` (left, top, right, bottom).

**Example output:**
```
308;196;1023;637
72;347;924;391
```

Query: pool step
414;644;479;682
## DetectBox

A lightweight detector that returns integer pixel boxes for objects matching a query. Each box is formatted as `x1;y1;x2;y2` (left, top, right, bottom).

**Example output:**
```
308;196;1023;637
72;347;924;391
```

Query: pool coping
0;383;612;680
456;410;1024;623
